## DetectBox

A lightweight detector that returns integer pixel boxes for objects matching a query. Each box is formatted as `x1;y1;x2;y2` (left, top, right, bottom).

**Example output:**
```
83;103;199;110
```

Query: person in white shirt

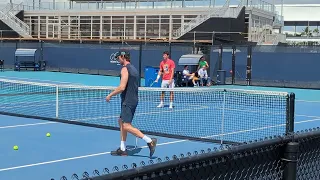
198;66;210;86
182;65;199;86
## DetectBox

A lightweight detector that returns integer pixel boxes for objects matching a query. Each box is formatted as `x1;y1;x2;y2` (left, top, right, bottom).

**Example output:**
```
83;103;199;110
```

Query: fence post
283;142;299;180
138;41;142;87
231;45;236;84
218;44;223;70
169;42;172;57
246;45;252;85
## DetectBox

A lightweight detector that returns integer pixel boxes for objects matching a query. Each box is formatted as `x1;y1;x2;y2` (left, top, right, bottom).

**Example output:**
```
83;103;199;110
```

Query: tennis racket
148;78;157;87
150;81;156;87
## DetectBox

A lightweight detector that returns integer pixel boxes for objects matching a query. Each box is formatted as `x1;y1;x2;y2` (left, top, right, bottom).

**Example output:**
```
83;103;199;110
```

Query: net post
56;85;59;118
286;92;295;135
289;93;295;133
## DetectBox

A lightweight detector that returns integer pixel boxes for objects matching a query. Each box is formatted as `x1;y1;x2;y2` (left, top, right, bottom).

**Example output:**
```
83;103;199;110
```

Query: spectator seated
198;66;212;86
182;65;200;87
178;54;205;87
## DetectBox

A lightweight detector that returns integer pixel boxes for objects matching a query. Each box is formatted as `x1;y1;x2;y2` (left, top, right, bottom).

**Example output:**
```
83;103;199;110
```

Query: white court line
0;139;187;172
0;122;56;129
296;114;320;119
296;99;320;103
295;118;320;124
0;76;83;85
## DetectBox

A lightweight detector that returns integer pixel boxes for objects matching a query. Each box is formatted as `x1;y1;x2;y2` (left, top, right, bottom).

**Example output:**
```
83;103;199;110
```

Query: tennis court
0;71;319;180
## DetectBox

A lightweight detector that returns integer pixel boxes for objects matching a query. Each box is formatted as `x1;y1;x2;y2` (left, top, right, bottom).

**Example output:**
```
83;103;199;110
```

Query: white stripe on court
296;114;320;119
0;139;187;172
295;118;320;124
296;99;320;103
0;76;83;85
0;122;56;129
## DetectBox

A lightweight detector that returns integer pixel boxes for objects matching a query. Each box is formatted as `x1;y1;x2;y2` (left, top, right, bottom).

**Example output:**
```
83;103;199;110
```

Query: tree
302;27;312;36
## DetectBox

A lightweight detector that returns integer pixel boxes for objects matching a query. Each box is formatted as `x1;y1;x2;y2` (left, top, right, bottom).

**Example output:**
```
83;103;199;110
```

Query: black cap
115;50;130;59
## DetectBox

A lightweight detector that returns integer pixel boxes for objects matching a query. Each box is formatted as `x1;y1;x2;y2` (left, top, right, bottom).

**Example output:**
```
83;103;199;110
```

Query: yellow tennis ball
46;133;51;137
13;145;18;150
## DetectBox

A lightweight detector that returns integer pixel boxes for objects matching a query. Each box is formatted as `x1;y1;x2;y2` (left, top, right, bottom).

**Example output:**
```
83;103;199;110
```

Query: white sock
120;141;126;151
170;102;173;107
142;135;152;143
160;101;163;104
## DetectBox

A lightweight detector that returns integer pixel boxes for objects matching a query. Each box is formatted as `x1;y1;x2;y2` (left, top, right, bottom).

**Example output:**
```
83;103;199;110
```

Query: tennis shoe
111;147;128;156
147;138;157;157
157;103;164;108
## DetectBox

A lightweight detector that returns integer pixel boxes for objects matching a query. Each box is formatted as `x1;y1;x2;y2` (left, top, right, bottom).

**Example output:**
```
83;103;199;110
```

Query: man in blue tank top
106;50;157;157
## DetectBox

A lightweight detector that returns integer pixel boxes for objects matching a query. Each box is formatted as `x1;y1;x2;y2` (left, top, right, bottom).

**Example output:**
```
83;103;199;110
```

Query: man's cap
115;50;130;59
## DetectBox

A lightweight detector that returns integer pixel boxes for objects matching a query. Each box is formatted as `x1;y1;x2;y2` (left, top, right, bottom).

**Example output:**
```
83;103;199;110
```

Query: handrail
0;9;31;36
173;0;230;38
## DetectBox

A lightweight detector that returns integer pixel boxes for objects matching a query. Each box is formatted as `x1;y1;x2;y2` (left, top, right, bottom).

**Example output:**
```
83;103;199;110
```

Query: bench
17;61;38;71
14;49;43;71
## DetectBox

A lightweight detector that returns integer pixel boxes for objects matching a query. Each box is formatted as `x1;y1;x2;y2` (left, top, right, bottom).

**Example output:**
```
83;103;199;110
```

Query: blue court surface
0;71;320;180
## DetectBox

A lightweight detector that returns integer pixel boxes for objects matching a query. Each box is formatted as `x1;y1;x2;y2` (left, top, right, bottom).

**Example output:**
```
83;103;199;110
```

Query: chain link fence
50;128;320;180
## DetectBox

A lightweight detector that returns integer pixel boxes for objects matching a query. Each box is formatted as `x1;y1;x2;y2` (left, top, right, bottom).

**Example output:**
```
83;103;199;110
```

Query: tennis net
0;78;294;145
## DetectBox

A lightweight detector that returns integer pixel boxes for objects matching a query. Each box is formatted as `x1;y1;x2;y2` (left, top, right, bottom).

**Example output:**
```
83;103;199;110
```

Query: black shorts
120;104;137;123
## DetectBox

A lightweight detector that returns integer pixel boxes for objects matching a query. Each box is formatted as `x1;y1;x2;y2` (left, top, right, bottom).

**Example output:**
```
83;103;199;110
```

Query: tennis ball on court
13;145;18;150
46;133;51;137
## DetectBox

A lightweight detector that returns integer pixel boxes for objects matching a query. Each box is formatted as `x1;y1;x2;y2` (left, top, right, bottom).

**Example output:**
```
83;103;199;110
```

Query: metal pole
289;93;295;133
138;42;142;87
232;45;236;84
246;45;252;85
218;44;223;70
283;142;299;180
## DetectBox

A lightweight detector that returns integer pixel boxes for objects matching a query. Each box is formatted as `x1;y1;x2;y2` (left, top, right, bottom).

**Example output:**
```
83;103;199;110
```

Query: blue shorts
120;104;137;123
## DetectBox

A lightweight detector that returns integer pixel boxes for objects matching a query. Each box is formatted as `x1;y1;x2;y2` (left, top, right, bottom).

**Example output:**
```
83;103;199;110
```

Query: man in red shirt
154;51;175;109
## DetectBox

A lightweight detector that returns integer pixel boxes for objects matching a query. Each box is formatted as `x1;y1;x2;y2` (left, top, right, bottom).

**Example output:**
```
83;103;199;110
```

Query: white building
0;0;284;44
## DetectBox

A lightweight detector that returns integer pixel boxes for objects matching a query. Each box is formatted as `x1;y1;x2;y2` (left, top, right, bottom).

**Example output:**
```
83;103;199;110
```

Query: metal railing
20;0;276;13
0;6;31;38
0;28;282;44
224;0;245;18
172;0;231;38
9;3;25;14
